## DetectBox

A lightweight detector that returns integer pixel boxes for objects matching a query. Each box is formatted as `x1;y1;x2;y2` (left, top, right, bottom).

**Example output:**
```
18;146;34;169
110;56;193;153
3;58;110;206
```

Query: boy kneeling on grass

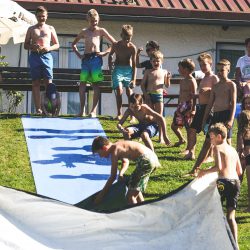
198;123;242;249
92;136;160;205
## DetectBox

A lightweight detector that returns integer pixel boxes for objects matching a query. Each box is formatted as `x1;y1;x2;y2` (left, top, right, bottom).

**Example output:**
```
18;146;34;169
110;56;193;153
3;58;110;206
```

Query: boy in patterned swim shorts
198;123;242;249
92;136;160;205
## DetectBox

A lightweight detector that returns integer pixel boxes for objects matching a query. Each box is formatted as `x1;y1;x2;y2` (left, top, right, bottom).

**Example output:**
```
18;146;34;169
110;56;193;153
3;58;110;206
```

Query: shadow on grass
236;215;250;224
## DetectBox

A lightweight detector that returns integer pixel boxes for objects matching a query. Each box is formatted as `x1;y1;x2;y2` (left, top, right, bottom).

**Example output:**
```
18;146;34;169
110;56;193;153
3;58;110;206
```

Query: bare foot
174;140;186;147
36;109;43;115
183;153;195;160
180;149;189;155
130;116;136;124
115;115;122;121
183;169;199;177
203;156;214;163
88;112;96;118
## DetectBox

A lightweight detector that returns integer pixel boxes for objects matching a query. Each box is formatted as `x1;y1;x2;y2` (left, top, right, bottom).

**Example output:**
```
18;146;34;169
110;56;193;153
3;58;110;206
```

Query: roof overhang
16;1;250;27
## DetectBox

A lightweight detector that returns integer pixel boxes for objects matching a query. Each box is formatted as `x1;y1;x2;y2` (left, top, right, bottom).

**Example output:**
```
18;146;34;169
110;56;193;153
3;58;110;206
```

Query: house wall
1;19;249;115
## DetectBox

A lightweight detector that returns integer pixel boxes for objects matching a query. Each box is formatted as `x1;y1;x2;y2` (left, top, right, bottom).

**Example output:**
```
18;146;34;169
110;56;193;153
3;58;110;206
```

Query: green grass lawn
0;114;249;249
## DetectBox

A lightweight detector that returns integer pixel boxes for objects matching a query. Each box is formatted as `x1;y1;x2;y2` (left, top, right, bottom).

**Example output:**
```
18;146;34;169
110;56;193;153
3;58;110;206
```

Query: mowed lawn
0;114;249;249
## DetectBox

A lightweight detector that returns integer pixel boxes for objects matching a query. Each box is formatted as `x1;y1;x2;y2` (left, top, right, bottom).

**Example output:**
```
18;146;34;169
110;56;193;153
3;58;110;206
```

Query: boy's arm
130;45;137;88
202;86;215;129
71;31;84;59
164;70;171;88
141;70;148;95
136;47;143;68
226;82;237;128
190;79;197;113
102;28;116;44
94;155;118;204
117;109;131;133
24;27;37;52
108;45;115;72
236;154;243;178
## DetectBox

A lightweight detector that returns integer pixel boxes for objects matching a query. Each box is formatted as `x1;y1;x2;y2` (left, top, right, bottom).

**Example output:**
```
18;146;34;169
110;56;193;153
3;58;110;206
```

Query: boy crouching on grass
92;136;160;205
198;123;242;249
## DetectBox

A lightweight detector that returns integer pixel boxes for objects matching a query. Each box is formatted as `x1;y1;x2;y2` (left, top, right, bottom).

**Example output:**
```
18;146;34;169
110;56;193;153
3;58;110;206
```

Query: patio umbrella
0;0;37;45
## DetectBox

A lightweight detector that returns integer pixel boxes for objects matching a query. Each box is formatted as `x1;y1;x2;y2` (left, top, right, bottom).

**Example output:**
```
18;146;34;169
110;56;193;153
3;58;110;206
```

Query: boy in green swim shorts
92;136;160;205
72;9;116;117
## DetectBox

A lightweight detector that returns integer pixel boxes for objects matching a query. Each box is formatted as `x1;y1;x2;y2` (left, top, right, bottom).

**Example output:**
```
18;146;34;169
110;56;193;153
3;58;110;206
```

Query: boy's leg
125;87;136;123
141;131;154;151
78;83;87;116
171;122;186;146
226;208;239;248
246;165;250;212
89;84;100;117
154;102;165;143
115;86;123;120
127;190;141;204
184;127;196;160
32;79;42;114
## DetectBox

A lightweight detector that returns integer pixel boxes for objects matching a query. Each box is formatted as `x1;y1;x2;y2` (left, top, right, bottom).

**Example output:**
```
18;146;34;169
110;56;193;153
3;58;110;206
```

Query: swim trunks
173;101;192;128
112;66;132;90
128;153;160;192
148;92;163;104
29;52;53;81
80;53;104;83
126;122;159;139
216;178;240;209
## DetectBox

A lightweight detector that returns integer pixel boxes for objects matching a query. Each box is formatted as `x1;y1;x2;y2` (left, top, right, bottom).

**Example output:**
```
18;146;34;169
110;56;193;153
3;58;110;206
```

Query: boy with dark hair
92;136;160;205
198;123;242;249
117;93;171;151
171;58;197;147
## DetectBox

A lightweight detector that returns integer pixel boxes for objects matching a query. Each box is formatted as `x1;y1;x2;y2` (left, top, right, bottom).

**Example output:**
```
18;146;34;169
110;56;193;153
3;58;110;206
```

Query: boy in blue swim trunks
92;136;160;205
108;24;137;121
117;94;171;152
141;51;171;143
198;123;242;249
72;9;116;117
189;59;237;176
24;6;59;114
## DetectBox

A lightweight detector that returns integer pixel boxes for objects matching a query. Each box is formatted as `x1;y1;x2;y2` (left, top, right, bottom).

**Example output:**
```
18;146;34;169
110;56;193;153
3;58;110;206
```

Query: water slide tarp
21;117;112;205
0;173;236;250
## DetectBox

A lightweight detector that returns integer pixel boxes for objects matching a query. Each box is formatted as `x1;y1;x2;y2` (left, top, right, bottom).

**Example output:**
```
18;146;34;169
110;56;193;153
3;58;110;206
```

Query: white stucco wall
1;18;249;115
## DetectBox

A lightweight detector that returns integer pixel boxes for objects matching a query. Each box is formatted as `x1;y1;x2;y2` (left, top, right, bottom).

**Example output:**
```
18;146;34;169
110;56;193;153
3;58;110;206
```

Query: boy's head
87;9;99;27
35;6;48;23
150;51;163;69
216;59;230;79
242;94;250;110
178;58;195;75
129;93;143;111
245;38;250;55
121;24;133;43
197;53;213;73
146;40;160;56
209;123;227;145
92;136;110;157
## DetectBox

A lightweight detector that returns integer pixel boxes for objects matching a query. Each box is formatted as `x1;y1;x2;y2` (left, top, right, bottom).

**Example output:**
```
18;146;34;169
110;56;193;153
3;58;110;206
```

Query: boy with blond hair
198;123;242;249
188;59;237;176
72;9;116;117
171;58;197;147
108;24;137;121
92;136;160;205
141;50;171;143
184;53;218;160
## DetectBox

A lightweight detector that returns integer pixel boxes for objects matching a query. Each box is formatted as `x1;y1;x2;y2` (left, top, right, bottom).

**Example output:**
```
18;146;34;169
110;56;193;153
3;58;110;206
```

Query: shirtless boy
117;93;171;152
72;9;116;117
189;59;237;176
141;50;171;143
92;136;160;205
184;53;218;160
24;6;59;114
198;123;242;249
108;24;137;120
171;59;197;147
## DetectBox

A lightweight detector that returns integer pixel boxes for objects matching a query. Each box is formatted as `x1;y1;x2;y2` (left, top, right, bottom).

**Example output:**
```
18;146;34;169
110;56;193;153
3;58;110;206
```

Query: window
216;42;245;79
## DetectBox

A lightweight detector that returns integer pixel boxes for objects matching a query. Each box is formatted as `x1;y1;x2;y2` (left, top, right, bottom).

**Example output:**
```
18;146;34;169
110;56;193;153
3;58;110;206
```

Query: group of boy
25;6;243;248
